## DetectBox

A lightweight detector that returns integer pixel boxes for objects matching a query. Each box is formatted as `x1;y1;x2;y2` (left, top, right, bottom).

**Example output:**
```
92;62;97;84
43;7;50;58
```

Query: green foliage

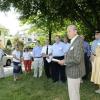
6;39;12;47
13;37;24;50
3;47;12;54
0;0;100;41
0;24;9;36
37;36;46;46
25;42;35;49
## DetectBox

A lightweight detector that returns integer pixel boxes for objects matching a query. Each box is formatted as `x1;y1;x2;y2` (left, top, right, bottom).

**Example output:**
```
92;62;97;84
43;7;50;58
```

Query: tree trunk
48;27;52;44
48;21;52;45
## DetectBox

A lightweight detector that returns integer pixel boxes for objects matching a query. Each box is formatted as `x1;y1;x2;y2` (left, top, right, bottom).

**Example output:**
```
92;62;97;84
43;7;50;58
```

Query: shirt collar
55;41;61;44
71;35;79;44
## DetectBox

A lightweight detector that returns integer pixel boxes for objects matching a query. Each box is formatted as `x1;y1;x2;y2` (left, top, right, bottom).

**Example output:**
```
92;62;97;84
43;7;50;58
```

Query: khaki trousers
67;77;81;100
33;58;43;77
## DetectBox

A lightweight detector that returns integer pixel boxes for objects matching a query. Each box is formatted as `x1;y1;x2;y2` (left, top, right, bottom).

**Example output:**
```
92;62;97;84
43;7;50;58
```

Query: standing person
12;45;22;81
51;35;69;83
80;35;91;80
20;50;23;74
58;25;85;100
29;48;33;69
91;31;100;59
0;40;5;78
32;40;43;78
63;36;70;53
23;48;32;73
41;39;52;79
91;30;100;93
63;37;70;44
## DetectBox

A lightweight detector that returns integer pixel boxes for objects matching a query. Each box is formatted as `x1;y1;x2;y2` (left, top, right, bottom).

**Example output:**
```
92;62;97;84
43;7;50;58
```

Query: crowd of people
0;25;100;100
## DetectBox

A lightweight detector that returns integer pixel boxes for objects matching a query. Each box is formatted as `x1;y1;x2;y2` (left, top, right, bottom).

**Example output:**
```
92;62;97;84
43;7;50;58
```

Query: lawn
0;73;100;100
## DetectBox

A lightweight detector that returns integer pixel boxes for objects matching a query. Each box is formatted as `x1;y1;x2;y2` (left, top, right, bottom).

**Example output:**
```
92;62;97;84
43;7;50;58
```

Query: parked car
2;53;13;67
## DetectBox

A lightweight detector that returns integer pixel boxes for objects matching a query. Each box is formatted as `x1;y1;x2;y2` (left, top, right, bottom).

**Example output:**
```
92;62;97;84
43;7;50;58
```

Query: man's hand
46;55;49;59
58;60;65;66
20;57;23;62
90;55;95;62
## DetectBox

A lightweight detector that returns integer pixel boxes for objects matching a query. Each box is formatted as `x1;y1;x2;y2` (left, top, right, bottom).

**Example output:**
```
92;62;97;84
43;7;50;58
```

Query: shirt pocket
68;48;74;58
59;47;63;52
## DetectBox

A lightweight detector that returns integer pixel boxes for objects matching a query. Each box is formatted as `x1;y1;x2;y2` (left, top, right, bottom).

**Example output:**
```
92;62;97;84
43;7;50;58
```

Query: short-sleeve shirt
91;39;100;54
12;50;21;62
23;52;31;60
52;41;70;57
32;46;42;58
0;49;4;61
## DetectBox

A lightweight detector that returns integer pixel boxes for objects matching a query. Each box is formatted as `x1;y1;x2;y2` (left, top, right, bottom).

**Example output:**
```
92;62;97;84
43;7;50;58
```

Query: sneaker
14;78;17;81
95;89;100;94
33;75;37;78
16;77;22;80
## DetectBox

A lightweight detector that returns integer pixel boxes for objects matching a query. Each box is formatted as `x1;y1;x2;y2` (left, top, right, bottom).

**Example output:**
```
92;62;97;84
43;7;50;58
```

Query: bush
3;48;12;54
26;43;35;49
6;39;12;47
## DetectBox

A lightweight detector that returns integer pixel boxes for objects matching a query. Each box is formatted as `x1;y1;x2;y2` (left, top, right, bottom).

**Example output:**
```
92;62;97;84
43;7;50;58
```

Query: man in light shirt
80;35;91;80
0;40;5;78
41;39;52;79
51;35;69;83
32;40;43;78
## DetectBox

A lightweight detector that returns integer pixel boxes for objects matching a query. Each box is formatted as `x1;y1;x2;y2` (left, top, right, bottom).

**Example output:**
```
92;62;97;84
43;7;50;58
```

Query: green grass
0;73;100;100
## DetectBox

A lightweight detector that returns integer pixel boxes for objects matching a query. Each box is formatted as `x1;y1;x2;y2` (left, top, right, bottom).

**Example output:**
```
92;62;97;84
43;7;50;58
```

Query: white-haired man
58;25;85;100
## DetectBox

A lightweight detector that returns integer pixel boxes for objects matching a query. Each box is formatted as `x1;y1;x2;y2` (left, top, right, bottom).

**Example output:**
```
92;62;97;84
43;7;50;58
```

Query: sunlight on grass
0;73;100;100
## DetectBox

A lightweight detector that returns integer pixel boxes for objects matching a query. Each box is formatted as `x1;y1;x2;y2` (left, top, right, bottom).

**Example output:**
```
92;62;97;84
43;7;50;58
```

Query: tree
0;0;100;41
6;39;12;48
0;24;9;36
13;37;24;50
22;14;66;44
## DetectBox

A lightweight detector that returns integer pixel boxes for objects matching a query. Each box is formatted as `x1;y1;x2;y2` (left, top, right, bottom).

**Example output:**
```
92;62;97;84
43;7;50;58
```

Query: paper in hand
46;56;52;63
52;58;60;62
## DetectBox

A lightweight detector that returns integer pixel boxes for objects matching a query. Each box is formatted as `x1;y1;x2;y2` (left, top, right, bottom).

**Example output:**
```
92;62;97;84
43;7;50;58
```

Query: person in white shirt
41;39;52;79
23;48;32;73
0;40;5;78
12;45;22;81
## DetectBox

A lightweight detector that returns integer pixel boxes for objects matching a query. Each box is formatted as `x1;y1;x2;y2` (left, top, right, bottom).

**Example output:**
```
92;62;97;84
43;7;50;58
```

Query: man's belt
34;57;42;58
